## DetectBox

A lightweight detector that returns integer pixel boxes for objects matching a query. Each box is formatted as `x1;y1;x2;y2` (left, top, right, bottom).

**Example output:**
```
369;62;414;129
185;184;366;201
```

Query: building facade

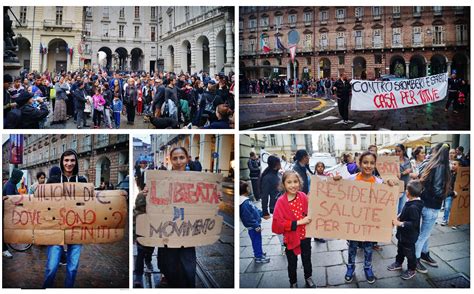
240;6;470;81
9;6;84;72
82;6;159;72
4;134;129;188
150;134;234;176
158;6;235;75
133;137;152;166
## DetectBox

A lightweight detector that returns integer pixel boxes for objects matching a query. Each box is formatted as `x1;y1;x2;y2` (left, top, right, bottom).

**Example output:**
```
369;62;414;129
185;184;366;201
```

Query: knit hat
16;91;34;107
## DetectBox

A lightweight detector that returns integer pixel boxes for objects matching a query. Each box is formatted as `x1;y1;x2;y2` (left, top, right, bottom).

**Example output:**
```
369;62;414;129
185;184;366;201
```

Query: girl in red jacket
272;170;315;288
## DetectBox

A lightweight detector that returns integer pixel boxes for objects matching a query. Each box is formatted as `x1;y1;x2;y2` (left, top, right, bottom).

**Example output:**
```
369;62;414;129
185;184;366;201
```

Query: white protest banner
136;170;223;248
351;73;448;111
260;149;292;173
306;177;398;243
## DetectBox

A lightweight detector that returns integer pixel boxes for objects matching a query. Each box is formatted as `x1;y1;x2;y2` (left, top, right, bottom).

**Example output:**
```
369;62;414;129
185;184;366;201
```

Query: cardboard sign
3;183;127;245
376;156;404;193
449;167;470;226
136;170;223;248
306;176;399;243
351;73;448;111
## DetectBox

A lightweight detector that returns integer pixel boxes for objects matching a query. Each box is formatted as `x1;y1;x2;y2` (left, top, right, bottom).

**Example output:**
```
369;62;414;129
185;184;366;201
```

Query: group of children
89;88;123;129
240;150;455;287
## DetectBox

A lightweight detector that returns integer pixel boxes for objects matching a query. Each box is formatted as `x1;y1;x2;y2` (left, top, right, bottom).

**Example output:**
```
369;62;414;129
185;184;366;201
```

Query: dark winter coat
396;199;424;244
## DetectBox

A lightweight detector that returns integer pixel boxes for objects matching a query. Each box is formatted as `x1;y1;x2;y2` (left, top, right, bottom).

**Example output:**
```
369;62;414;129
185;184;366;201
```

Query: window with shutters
119;25;124;38
412;27;423;46
289;14;297;26
336;8;345;23
55;7;63;25
372;7;382;19
320;33;328;49
275;15;283;28
304;34;313;49
433;26;444;45
304;12;312;25
456;24;468;45
355;7;364;18
355;31;363;49
19;7;27;24
372;29;382;48
336;32;345;49
320;11;328;23
135;6;140;19
392;28;402;47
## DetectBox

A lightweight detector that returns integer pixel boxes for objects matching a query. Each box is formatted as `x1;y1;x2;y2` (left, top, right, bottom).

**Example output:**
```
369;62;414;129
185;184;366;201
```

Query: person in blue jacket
240;181;270;264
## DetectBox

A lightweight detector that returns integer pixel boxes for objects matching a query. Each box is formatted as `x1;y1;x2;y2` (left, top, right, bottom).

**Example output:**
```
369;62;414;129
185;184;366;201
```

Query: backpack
161;99;170;117
5;108;22;128
325;80;331;88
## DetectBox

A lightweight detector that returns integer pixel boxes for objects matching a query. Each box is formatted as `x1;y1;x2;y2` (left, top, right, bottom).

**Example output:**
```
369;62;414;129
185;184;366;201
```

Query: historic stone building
82;6;159;72
4;134;129;188
149;134;234;176
240;6;470;80
9;6;83;72
158;6;235;75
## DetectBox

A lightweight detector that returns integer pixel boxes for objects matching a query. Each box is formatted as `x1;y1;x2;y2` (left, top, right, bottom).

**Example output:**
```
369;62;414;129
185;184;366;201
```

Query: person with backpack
164;75;178;122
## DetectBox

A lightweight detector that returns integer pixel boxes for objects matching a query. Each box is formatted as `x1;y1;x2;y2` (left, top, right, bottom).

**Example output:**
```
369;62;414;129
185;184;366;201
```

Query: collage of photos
1;2;472;292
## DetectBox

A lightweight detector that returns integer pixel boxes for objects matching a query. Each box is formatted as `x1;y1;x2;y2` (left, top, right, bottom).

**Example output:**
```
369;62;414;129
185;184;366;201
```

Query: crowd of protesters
4;69;235;129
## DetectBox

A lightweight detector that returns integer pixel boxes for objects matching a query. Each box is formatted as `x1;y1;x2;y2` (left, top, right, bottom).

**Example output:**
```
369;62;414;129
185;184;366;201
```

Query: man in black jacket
16;91;49;129
388;180;424;280
247;152;261;201
333;73;352;125
73;82;89;129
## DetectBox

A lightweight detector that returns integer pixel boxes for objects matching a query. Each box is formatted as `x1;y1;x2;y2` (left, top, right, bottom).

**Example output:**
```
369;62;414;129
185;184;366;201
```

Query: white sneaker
2;250;13;259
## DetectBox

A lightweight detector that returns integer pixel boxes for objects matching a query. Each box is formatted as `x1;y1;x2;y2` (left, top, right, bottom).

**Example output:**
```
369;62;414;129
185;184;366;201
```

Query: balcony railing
43;19;73;31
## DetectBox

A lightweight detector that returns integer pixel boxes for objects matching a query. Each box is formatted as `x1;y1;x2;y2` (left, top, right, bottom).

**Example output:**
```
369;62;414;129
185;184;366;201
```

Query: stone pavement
3;222;129;288
44;108;154;129
133;220;234;288
240;94;470;131
240;201;470;288
240;95;322;126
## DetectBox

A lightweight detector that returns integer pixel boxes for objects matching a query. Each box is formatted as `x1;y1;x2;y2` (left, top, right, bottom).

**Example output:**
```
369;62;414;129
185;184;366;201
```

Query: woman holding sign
334;151;395;284
158;146;197;288
272;170;315;288
43;149;87;288
415;144;451;274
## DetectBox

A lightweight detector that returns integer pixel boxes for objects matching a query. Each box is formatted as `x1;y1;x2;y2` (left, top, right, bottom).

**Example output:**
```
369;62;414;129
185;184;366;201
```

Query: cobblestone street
3;222;129;288
240;201;470;288
240;94;470;131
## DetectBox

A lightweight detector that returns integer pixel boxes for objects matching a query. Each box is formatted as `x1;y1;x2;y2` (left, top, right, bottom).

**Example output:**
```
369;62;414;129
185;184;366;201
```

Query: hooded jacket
47;149;87;183
239;196;262;230
396;199;424;244
3;168;23;196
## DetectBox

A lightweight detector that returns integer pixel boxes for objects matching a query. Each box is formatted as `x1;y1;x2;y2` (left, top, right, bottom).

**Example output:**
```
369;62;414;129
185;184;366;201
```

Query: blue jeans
397;192;407;215
415;207;439;259
248;228;263;258
43;244;82;288
348;241;374;268
443;197;454;222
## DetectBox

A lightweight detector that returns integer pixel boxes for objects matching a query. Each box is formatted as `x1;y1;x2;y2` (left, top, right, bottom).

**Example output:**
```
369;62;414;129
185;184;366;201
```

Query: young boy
239;181;270;264
387;180;424;280
441;158;461;227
